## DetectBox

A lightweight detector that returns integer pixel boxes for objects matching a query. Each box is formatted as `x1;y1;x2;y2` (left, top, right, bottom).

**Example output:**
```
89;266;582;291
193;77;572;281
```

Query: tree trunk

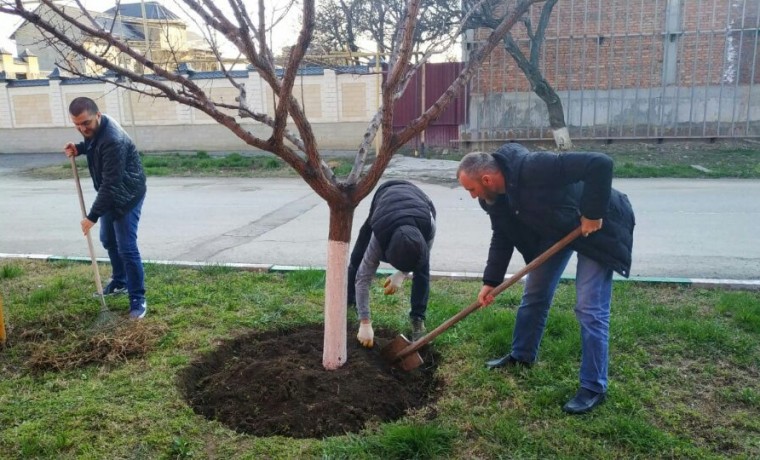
551;126;572;151
322;203;354;370
531;77;573;150
504;39;574;151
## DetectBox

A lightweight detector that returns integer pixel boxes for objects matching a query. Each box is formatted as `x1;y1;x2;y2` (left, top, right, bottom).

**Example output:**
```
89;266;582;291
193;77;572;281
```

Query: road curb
2;252;759;291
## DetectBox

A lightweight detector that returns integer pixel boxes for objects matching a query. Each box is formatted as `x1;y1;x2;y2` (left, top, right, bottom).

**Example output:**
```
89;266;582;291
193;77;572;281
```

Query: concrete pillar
48;77;65;126
103;78;123;123
663;0;683;86
323;69;338;123
246;68;264;116
0;77;11;128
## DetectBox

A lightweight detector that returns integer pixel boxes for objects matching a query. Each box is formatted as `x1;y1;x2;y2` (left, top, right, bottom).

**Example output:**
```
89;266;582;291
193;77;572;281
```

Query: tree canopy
312;0;461;59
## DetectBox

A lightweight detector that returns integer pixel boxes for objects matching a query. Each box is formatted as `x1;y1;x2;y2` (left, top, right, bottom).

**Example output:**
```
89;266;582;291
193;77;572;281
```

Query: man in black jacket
64;97;148;319
457;143;635;414
348;180;436;348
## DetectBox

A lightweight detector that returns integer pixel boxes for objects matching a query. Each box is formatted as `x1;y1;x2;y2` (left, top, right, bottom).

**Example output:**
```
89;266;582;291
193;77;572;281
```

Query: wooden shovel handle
70;156;88;219
70;156;107;309
394;226;583;361
0;294;6;346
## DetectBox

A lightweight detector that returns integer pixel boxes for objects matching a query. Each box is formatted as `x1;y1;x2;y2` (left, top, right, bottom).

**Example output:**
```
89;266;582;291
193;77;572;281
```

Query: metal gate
391;62;466;151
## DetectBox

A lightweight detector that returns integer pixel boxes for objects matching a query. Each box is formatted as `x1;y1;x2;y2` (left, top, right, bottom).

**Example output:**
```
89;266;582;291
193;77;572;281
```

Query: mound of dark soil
179;324;441;438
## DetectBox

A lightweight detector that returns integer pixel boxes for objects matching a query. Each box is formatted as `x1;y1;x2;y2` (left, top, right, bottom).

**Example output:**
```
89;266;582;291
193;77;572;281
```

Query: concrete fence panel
0;67;380;154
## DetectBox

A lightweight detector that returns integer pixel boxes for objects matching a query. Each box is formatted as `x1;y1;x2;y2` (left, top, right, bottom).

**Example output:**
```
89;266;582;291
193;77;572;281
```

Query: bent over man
348;180;436;348
457;143;634;414
64;97;148;319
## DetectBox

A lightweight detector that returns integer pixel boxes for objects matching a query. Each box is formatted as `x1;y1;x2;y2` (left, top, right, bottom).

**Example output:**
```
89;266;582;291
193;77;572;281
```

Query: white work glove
383;270;407;295
357;321;374;348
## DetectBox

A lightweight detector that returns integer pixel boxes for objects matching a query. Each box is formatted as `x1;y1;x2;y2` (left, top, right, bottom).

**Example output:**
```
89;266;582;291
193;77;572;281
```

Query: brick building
464;0;760;141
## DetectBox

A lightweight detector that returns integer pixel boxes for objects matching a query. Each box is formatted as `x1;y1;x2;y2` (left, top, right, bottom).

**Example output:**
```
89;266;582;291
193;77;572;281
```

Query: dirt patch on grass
179;324;441;439
26;320;168;372
643;356;760;456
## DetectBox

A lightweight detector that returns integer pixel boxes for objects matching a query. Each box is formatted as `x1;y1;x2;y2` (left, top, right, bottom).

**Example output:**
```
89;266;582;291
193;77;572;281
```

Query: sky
0;13;22;53
1;1;458;62
0;0;301;57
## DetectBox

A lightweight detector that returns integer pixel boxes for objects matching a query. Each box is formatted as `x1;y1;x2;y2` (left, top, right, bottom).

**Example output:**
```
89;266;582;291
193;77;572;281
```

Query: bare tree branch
392;0;543;150
367;0;422;185
465;0;568;146
347;0;493;185
2;0;543;370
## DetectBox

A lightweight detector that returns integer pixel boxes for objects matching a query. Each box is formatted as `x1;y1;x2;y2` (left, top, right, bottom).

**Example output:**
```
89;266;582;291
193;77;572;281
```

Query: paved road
1;153;759;282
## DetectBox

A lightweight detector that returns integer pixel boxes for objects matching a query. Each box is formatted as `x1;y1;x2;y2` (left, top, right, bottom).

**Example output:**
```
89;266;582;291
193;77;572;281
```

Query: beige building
0;48;41;80
10;1;219;76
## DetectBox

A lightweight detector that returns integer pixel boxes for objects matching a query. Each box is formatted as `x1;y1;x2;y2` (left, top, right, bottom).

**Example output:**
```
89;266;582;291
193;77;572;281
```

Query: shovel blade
380;334;424;371
397;351;424;372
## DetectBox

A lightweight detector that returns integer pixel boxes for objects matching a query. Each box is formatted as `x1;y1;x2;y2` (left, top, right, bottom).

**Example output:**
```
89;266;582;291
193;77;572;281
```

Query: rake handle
70;156;107;311
393;226;583;361
0;293;6;347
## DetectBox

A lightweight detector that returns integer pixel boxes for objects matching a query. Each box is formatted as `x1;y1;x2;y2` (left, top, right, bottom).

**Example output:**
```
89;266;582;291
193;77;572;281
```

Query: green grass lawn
7;140;759;458
25;151;354;181
1;259;758;459
22;140;760;180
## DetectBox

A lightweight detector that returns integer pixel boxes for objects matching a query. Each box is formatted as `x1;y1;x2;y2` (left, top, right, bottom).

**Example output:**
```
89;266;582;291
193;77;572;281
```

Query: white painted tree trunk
322;239;349;370
552;127;573;150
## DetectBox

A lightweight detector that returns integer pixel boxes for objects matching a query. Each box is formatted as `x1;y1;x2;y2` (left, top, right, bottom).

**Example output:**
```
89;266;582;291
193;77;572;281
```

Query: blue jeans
510;247;613;394
99;196;146;305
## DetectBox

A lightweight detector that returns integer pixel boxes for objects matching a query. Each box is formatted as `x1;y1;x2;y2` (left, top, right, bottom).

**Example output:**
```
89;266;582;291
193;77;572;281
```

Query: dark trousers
99;196;146;305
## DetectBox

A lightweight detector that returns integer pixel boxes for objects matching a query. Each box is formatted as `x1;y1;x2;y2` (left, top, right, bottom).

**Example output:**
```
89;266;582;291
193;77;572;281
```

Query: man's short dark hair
69;97;99;117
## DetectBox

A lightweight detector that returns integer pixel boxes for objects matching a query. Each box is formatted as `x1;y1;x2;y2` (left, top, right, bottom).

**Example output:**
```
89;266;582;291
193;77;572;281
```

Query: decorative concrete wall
0;67;380;154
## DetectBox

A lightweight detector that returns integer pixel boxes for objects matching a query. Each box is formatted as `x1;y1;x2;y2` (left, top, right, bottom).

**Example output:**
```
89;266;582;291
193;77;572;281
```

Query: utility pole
116;9;139;145
420;63;426;157
375;46;382;155
139;0;151;62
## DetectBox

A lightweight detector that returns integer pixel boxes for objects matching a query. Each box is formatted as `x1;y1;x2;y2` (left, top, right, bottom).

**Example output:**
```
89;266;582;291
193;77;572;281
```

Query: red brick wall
471;0;759;94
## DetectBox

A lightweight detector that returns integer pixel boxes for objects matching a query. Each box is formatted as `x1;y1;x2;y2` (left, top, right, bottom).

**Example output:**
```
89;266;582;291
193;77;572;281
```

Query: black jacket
481;143;635;286
363;180;436;251
76;115;146;222
347;180;436;311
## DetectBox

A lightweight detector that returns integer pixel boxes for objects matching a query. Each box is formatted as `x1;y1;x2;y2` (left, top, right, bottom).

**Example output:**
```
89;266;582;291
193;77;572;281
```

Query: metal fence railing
463;0;760;142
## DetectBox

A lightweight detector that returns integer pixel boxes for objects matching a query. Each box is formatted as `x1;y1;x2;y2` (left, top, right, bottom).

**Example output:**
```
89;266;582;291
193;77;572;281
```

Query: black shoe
562;387;606;415
485;354;532;369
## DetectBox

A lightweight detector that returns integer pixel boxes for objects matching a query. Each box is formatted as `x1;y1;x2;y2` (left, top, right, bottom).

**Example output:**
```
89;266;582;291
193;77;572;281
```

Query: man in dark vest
457;143;635;414
348;180;436;348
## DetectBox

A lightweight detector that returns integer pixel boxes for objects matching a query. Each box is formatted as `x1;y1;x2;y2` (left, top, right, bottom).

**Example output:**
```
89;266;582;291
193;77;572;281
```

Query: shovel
69;156;118;328
381;226;583;371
